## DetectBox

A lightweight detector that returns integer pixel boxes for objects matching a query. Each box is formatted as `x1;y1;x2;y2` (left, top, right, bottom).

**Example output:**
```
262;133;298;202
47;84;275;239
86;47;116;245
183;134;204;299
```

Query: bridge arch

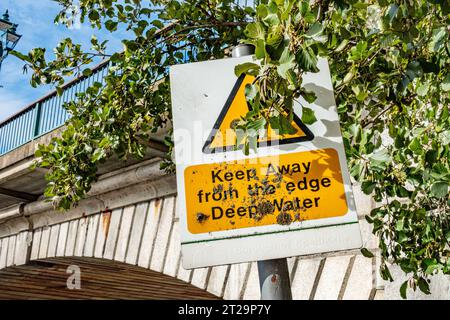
0;256;219;299
0;158;381;299
0;191;265;299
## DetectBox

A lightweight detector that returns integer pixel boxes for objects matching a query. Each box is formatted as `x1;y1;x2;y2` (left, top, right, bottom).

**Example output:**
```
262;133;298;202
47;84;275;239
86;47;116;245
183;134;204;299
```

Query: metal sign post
257;258;292;300
232;44;293;300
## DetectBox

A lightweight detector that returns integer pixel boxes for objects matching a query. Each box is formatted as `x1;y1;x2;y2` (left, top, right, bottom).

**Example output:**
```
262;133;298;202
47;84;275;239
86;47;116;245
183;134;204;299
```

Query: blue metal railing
0;0;256;156
0;60;111;156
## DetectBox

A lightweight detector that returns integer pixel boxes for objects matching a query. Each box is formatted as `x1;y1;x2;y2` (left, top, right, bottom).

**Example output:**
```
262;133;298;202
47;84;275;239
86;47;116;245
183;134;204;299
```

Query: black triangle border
202;74;315;154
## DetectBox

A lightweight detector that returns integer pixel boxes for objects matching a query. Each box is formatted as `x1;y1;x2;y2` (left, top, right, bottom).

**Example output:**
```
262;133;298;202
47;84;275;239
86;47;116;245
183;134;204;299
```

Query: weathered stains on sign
184;148;348;234
101;210;112;238
154;198;162;216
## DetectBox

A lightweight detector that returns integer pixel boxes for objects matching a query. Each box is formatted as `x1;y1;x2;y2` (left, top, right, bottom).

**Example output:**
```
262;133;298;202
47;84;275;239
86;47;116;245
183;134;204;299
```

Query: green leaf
82;68;93;77
349;41;368;62
263;12;280;26
244;83;258;101
369;149;391;163
305;23;326;42
277;47;295;79
91;149;106;163
428;27;446;52
385;4;399;24
296;46;319;73
247;117;266;133
441;75;450;92
248;135;258;153
430;181;448;198
405;61;423;81
301;107;317;125
425;263;441;275
380;264;394;282
151;20;164;29
55;86;63;96
416;82;430;96
361;181;376;194
361;248;374;258
10;50;32;63
408;138;422;154
245;22;265;40
105;20;118;31
417;278;431;295
280;115;296;135
234;62;260;77
266;28;283;48
343;68;356;84
255;39;266;59
88;10;100;22
335;39;349;52
400;281;408;299
302;90;317;103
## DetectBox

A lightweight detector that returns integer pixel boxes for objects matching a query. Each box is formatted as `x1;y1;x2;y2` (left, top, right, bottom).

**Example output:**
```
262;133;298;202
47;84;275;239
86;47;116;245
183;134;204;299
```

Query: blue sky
0;0;129;122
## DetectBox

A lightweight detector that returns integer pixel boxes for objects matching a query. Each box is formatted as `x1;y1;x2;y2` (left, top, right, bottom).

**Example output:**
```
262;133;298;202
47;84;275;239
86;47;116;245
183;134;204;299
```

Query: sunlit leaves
428;27;447;53
430;181;449;198
234;62;260;77
301;107;317;125
244;22;265;40
325;0;449;299
17;0;252;208
235;0;325;152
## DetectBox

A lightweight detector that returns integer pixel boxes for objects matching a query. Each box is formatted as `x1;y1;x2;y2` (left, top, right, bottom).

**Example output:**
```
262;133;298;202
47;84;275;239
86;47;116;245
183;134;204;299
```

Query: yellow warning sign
202;75;314;153
184;148;348;234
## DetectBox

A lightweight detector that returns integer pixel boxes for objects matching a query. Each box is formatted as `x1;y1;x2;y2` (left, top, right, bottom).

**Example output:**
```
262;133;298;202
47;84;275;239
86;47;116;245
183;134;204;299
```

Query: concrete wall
0;157;387;299
0;147;447;299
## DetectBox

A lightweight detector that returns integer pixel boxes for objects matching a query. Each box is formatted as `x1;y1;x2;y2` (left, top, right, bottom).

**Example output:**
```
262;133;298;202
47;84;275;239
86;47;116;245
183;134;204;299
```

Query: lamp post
0;10;21;72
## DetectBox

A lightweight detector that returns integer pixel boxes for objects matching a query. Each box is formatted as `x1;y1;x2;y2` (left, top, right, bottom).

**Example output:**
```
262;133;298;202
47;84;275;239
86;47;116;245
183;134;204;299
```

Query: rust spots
254;201;275;222
196;212;210;224
213;184;223;194
154;198;162;215
271;274;278;283
293;207;307;222
276;212;292;225
101;209;112;238
271;172;283;184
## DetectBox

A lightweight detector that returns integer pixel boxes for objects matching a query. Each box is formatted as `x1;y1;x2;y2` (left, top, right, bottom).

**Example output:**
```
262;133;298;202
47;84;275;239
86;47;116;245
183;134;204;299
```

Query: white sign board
170;56;362;269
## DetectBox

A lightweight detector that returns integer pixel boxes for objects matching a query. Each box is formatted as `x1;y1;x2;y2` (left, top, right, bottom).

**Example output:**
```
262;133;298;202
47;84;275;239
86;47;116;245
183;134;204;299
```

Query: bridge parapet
0;60;111;157
0;153;385;299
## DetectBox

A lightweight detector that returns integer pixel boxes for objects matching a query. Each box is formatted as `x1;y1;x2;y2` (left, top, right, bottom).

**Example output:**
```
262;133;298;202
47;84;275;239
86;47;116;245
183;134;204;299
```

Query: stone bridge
0;62;447;300
0;129;388;300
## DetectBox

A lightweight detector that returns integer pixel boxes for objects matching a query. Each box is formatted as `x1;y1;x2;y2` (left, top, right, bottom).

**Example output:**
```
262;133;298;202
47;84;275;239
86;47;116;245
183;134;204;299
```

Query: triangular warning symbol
203;74;314;154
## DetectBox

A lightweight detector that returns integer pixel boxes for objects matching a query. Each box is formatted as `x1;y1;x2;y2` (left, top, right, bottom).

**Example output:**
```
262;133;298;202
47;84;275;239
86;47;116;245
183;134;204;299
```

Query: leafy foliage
323;0;449;298
14;0;250;208
12;0;450;297
231;0;325;153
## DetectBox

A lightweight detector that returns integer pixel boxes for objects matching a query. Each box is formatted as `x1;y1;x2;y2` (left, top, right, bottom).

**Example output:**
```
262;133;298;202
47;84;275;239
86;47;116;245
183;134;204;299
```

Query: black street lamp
0;10;21;72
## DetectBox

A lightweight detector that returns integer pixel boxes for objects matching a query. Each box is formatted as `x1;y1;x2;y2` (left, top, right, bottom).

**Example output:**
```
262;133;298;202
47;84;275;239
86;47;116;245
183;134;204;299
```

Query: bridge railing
0;60;111;156
0;0;256;157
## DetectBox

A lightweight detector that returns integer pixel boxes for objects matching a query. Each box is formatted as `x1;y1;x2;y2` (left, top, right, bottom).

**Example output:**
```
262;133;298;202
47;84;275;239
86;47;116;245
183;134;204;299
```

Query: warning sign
170;56;362;269
185;148;346;234
203;74;314;153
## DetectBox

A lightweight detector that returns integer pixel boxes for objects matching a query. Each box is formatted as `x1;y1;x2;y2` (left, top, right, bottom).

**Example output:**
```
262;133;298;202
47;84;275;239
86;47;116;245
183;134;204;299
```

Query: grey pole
231;43;293;300
231;43;255;58
257;258;293;300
